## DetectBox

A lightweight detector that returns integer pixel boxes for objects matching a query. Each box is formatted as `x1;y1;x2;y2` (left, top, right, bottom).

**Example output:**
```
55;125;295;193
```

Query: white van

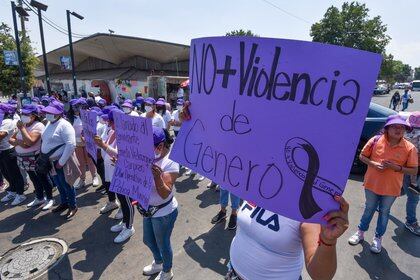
411;80;420;91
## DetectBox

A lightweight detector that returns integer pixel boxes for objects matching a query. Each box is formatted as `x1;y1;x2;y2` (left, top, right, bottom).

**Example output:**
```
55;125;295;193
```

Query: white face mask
123;107;131;114
46;114;56;122
21;115;32;124
177;105;183;111
99;118;107;125
145;106;153;113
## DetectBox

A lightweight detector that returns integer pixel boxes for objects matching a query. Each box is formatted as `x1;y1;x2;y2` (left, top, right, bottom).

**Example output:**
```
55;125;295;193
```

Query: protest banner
80;109;98;162
109;112;155;209
170;37;382;223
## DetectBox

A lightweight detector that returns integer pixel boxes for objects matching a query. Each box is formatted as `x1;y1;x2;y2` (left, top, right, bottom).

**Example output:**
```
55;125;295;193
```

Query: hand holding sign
170;36;382;223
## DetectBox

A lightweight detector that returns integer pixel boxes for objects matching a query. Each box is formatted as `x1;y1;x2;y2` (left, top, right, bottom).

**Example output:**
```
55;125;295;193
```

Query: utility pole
11;1;27;96
66;10;84;97
30;0;50;94
17;0;26;37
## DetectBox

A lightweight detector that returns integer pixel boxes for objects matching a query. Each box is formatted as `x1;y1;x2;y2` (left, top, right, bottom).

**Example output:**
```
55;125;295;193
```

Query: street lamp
30;0;51;94
66;10;84;97
10;1;29;96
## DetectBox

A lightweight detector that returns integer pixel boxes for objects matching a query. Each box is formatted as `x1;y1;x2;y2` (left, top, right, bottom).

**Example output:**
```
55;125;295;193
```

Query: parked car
351;102;397;174
373;85;390;95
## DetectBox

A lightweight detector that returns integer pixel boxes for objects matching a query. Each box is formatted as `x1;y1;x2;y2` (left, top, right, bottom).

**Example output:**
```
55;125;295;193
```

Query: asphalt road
0;92;418;280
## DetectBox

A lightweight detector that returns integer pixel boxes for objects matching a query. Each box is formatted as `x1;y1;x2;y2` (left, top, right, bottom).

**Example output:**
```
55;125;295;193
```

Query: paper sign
109;112;155;209
0;113;4;124
80;109;98;162
170;37;382;223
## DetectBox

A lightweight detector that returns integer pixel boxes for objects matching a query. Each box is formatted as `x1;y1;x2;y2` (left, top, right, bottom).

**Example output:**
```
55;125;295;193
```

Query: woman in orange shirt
348;115;418;253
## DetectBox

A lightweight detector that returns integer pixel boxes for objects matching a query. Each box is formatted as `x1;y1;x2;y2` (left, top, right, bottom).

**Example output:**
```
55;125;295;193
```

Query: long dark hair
162;129;174;149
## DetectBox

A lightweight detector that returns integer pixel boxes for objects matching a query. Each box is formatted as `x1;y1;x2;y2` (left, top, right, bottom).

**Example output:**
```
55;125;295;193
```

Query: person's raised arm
301;196;349;280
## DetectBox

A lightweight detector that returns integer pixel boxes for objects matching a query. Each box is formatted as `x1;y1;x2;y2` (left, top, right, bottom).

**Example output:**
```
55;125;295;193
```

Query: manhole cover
0;238;68;280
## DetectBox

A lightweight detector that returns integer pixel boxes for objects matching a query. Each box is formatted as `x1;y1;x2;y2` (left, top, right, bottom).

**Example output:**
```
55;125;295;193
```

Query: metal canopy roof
39;33;190;68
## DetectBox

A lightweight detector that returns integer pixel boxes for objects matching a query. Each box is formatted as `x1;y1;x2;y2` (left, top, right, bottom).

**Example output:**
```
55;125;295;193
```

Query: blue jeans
52;163;76;209
359;189;396;237
143;208;178;272
220;188;240;210
403;175;419;224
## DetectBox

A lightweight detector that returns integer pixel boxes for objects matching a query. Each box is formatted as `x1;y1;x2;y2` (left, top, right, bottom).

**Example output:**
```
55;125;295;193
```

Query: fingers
325;217;349;232
334;195;349;213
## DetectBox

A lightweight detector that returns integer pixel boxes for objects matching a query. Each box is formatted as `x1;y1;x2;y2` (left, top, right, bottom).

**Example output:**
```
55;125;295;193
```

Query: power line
21;0;89;38
260;0;312;25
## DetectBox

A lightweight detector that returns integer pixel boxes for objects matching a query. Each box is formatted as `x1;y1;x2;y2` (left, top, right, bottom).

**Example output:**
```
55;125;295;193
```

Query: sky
1;0;419;67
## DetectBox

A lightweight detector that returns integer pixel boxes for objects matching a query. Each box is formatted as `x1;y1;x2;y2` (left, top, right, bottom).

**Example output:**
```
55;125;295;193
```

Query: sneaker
100;201;119;214
74;179;85;190
92;176;100;187
405;221;420;236
11;194;27;206
114;226;135;243
1;192;16;203
27;198;45;208
113;208;123;220
110;221;125;233
409;184;420;195
227;214;237;230
143;261;163;276
348;230;364;245
42;199;54;211
157;270;173;280
215;185;220;192
207;181;218;189
211;210;227;224
197;175;205;181
185;169;192;176
370;237;382;253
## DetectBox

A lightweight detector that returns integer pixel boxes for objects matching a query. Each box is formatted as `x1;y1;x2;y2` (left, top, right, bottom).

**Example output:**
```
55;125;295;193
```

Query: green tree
414;67;420;80
226;29;259;37
310;2;390;54
0;22;38;96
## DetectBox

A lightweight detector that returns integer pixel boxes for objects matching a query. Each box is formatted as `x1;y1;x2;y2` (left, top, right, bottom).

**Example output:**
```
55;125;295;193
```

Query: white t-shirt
402;92;412;104
149;154;179;217
230;202;304;280
15;122;45;154
103;130;117;182
171;110;181;131
96;122;107;140
129;111;139;117
0;118;16;151
73;116;83;143
41;118;76;166
140;112;165;129
159;111;172;128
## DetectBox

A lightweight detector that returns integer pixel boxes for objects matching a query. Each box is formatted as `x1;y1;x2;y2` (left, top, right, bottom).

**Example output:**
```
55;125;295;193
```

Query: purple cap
102;105;118;116
69;98;79;106
0;103;16;114
144;97;156;105
136;96;144;102
21;104;39;115
156;100;166;106
176;99;184;105
108;108;122;122
97;98;107;106
121;100;134;109
90;106;103;116
7;100;17;105
42;100;64;115
32;97;40;103
153;126;166;146
384;115;411;130
71;97;87;107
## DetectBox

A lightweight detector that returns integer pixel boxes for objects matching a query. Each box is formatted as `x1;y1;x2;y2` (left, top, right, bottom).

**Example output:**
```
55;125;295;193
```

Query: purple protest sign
109;112;155;209
170;37;382;223
80;109;98;162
